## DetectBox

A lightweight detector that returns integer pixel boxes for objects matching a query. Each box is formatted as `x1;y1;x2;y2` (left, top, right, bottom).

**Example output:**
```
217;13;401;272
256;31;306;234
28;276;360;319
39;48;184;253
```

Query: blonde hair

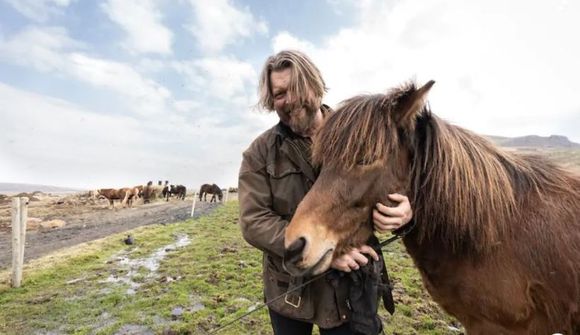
258;50;327;111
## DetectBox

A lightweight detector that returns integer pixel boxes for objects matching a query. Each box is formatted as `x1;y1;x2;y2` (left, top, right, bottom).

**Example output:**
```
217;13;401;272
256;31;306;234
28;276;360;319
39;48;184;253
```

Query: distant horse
199;184;223;202
97;188;136;209
142;181;154;203
167;185;187;201
283;81;580;334
142;180;165;203
161;180;171;199
133;185;144;198
121;186;141;207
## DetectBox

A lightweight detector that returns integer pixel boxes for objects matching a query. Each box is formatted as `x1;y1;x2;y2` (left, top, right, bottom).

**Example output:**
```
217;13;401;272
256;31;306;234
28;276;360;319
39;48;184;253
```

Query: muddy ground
0;193;223;270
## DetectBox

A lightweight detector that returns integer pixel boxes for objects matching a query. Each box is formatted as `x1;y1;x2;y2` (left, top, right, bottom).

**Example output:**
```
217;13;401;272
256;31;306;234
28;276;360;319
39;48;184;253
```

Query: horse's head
94;189;106;200
283;81;434;276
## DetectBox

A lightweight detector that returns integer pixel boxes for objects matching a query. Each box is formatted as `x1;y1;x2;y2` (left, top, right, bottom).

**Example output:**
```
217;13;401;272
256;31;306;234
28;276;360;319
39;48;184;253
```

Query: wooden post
11;197;28;288
190;192;197;217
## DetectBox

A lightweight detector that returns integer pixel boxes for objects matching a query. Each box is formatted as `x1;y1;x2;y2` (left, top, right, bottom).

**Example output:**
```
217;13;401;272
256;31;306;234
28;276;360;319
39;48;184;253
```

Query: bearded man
239;50;413;335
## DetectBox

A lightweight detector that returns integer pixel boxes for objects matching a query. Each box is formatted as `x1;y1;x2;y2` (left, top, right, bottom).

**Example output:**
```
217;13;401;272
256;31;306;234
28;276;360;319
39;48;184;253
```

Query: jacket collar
273;104;332;183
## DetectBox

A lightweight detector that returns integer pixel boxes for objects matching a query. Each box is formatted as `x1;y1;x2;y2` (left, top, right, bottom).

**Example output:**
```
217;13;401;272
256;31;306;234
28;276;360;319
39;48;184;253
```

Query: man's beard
286;105;317;136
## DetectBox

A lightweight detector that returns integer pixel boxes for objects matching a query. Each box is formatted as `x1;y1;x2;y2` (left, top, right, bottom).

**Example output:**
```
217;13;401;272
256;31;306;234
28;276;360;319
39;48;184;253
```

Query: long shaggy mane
313;82;580;255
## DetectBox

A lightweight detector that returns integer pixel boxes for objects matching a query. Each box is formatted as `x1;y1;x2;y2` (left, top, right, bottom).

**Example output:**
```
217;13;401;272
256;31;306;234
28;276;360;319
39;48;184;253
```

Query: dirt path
0;198;219;270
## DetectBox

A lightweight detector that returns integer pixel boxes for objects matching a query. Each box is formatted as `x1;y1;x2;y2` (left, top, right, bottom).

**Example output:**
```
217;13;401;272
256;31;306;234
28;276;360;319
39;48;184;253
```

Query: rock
66;277;87;285
39;219;66;231
171;307;184;320
26;217;43;231
220;246;237;254
123;235;134;245
160;276;175;283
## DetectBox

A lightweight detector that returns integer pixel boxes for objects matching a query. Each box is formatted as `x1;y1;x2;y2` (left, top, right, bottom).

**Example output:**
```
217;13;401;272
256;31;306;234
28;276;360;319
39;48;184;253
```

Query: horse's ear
393;80;434;128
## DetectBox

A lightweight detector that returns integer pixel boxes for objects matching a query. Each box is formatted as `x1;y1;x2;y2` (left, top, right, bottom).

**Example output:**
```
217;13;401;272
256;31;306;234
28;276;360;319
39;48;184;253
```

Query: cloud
0;82;146;188
186;0;268;53
102;0;173;55
273;32;315;54
0;26;83;72
176;56;256;100
68;53;172;115
0;26;260;119
0;82;264;189
4;0;74;22
0;26;172;116
271;0;580;142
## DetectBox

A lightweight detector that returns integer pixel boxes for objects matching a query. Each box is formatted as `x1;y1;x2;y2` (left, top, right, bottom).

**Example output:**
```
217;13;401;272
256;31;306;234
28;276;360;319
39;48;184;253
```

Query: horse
97;188;135;209
282;81;580;334
199;184;223;202
166;184;186;201
142;180;165;203
121;186;141;207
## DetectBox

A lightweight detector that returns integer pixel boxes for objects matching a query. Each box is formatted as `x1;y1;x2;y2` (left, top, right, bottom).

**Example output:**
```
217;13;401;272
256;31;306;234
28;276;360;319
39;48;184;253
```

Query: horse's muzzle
283;237;306;273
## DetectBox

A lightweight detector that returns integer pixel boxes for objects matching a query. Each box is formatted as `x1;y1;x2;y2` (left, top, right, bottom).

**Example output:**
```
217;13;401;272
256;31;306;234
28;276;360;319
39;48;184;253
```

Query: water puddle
190;294;205;312
102;235;191;294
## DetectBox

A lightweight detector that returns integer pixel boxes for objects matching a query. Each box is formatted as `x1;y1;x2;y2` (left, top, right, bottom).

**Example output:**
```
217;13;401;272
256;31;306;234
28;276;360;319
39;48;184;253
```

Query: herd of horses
283;81;580;334
94;181;224;209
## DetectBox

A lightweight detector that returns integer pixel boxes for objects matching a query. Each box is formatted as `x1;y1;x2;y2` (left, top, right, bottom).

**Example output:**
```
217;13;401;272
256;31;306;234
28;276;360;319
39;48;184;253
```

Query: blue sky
1;0;579;190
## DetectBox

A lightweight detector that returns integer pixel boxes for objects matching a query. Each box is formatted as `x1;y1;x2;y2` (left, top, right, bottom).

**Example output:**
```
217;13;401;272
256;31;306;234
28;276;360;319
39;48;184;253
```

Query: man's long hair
258;50;327;111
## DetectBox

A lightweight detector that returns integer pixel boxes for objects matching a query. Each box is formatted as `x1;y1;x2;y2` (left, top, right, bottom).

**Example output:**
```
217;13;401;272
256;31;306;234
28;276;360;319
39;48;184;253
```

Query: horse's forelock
313;94;401;171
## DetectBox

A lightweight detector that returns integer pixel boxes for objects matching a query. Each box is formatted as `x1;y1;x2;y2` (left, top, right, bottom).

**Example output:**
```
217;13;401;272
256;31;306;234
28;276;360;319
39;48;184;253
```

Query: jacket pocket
264;260;315;320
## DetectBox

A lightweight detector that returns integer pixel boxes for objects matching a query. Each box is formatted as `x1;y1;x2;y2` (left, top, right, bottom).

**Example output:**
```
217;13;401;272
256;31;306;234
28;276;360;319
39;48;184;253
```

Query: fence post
190;192;197;217
224;189;230;202
11;197;28;288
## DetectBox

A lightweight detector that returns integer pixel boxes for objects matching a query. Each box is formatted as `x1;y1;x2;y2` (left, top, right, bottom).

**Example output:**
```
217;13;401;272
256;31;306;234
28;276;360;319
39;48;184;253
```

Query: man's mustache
284;104;315;115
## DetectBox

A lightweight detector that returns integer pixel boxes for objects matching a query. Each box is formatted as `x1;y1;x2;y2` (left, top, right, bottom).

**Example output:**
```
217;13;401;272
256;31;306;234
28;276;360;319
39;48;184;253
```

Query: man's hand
373;193;413;233
330;245;379;272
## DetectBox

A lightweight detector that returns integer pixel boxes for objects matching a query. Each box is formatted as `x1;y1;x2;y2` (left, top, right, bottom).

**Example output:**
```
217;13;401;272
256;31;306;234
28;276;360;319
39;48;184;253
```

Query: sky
0;0;579;190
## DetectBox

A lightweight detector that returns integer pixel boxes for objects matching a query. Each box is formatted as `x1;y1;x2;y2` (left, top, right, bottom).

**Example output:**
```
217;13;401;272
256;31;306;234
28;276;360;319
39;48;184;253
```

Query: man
239;50;413;335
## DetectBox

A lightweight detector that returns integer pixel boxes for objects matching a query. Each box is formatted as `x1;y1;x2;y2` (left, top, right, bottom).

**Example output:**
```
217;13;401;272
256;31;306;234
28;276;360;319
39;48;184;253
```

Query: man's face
270;68;318;136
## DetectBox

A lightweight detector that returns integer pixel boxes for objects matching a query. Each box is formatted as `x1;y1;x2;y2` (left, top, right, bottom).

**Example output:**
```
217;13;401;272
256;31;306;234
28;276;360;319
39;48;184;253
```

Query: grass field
0;202;459;335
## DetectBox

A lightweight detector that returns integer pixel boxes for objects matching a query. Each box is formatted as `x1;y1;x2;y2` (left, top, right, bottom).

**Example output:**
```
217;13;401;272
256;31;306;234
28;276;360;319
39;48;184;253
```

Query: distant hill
0;183;84;195
486;135;580;148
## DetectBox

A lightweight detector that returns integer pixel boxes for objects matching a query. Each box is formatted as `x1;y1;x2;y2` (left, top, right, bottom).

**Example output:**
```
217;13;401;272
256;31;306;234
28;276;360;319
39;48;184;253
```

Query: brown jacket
239;112;350;329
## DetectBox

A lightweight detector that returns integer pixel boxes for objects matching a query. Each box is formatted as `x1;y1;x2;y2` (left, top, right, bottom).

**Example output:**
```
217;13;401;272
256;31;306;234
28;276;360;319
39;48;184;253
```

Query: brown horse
97;188;136;209
199;184;223;202
283;81;580;334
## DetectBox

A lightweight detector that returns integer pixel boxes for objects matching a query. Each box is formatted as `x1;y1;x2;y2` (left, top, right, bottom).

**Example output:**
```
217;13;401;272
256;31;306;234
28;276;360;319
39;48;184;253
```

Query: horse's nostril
284;237;306;264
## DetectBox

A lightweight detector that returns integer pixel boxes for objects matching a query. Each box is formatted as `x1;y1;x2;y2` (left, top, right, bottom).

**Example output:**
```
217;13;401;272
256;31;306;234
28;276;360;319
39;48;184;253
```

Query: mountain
486;135;580;148
0;183;84;195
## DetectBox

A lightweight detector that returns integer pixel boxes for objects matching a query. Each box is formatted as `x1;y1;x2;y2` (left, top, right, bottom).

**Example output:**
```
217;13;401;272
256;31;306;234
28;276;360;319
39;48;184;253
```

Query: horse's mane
313;84;579;255
312;94;399;170
412;112;580;253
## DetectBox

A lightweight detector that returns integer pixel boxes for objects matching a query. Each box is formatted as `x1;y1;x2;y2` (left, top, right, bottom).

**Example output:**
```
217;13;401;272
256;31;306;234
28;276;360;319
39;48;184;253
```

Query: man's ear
393;80;435;129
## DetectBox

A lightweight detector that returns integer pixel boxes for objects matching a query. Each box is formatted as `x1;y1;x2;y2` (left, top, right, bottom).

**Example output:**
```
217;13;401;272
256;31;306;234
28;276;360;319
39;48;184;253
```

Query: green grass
0;202;459;335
